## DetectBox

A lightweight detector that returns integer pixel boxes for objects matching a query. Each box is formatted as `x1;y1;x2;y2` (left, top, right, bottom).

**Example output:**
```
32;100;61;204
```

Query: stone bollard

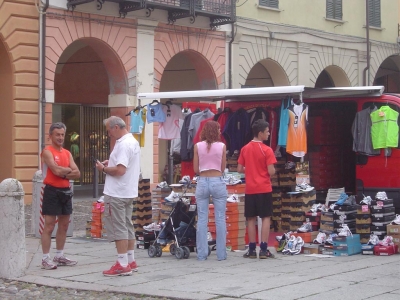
0;178;26;278
32;170;74;238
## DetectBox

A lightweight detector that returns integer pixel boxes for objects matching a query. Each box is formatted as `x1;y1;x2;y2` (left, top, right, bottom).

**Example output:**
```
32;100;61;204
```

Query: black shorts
42;185;73;216
244;192;273;218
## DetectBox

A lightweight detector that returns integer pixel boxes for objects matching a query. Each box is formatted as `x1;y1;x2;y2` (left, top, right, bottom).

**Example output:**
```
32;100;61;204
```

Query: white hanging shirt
158;104;184;140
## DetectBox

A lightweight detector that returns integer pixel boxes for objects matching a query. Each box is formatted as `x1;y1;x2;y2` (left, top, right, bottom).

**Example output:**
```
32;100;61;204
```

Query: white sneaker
143;222;161;231
360;196;372;205
297;222;312;233
375;191;388;201
391;214;400;225
379;236;394;246
227;194;239;203
313;232;326;244
367;234;380;245
338;224;352;237
157;181;169;188
165;191;180;202
309;203;322;213
179;175;191;184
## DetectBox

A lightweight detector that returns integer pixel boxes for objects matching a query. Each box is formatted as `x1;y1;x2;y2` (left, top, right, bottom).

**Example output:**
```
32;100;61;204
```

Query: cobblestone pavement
1;192;174;300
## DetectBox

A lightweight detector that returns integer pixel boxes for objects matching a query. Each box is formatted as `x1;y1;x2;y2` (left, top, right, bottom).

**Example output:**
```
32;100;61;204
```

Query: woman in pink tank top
193;121;228;261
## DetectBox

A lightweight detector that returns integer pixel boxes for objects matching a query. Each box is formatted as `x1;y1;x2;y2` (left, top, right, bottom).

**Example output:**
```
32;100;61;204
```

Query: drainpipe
228;23;235;89
39;0;49;163
363;0;370;86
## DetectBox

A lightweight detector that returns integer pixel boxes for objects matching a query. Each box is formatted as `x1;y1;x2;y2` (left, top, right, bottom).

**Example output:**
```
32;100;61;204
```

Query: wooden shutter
259;0;279;9
326;0;334;18
327;0;342;20
368;0;381;27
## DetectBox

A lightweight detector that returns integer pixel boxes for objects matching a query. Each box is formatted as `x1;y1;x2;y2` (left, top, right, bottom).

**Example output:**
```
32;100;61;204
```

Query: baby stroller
148;196;198;259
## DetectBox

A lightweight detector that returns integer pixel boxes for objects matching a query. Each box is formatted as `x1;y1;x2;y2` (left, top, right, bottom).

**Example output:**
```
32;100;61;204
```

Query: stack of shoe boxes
279;165;296;187
227;155;238;172
134;179;154;249
356;204;371;244
281;193;291;231
371;198;395;242
271;159;285;187
153;187;172;223
321;205;356;235
209;202;246;250
288;191;317;232
272;187;282;229
386;224;400;249
333;234;362;256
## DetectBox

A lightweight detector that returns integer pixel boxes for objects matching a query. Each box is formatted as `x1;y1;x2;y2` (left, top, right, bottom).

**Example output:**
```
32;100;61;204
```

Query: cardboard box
361;244;375;255
226;184;245;194
302;244;321;254
374;244;398;256
357;204;371;214
386;224;400;234
292;231;319;243
320;246;334;255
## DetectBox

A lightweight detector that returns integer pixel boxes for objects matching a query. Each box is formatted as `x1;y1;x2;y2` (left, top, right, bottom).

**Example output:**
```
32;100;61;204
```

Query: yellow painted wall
237;0;398;44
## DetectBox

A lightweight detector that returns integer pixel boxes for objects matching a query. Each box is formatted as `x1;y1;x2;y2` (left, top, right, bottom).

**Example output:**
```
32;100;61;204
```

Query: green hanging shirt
370;106;399;149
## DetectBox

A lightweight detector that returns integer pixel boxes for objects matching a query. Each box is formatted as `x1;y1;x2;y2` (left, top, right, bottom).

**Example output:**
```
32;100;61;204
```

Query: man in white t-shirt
95;116;140;277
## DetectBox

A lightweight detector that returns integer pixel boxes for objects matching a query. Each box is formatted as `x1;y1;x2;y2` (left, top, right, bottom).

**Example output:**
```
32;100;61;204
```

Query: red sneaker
103;261;132;277
129;260;138;272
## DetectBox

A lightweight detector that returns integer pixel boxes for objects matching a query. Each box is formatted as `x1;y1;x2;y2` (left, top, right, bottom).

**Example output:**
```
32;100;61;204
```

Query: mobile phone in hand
91;156;99;163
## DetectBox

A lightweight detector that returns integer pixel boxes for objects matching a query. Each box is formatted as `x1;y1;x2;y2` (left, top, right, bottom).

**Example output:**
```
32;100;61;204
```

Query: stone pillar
297;42;311;87
0;178;26;278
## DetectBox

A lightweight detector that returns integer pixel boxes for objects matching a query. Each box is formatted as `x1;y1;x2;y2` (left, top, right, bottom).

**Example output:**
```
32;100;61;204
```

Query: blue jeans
195;176;227;261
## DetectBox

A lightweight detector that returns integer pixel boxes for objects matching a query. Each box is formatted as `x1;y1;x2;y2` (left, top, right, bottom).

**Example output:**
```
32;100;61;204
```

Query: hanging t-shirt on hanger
133;107;147;147
130;109;145;134
351;106;380;155
278;97;291;147
147;102;166;123
170;108;191;155
370;105;399;149
187;109;215;150
286;102;308;157
158;104;184;140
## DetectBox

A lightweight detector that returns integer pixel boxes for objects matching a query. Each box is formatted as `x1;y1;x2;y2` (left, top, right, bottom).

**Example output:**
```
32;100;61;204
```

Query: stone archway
374;55;400;93
0;39;13;181
245;59;290;87
315;65;350;88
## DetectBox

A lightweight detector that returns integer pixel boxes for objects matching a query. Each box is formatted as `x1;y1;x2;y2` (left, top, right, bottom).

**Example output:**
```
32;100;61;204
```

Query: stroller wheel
182;246;190;259
175;247;184;259
155;245;163;257
148;245;157;258
169;243;176;255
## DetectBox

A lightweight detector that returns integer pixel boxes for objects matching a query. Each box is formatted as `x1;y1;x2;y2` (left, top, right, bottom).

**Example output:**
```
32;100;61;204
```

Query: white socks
117;254;128;267
55;250;64;258
42;253;50;260
127;250;135;263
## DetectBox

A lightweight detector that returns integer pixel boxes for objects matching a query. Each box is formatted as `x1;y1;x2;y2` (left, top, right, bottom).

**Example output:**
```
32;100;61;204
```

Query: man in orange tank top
40;122;81;270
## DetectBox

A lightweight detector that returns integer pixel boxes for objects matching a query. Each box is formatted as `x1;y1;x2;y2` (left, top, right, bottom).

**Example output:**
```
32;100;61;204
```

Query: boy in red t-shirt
237;119;277;259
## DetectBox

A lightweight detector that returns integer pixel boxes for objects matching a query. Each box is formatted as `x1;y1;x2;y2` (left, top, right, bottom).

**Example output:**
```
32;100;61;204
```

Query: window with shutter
368;0;381;27
326;0;342;20
259;0;279;9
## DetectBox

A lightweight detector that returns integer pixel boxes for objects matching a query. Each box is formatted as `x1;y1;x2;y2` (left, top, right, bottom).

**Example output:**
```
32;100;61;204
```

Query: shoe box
370;206;395;214
136;240;151;250
292;231;319;243
357;204;371;214
332;234;362;256
302;244;321;255
279;168;296;186
356;214;372;224
371;199;394;207
374;244;399;256
371;214;395;223
334;204;358;212
359;233;371;244
361;244;375;255
386;225;400;247
356;224;371;234
320;245;334;256
305;212;321;222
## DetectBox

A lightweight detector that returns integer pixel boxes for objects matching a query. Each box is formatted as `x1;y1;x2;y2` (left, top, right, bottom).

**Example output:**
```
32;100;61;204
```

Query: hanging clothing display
246;107;269;143
180;112;195;161
170;109;191;155
286;102;308;157
222;108;250;152
133;108;147;147
213;109;232;145
158;104;184;140
266;108;278;150
370;105;399;149
146;102;166;123
187;109;215;150
351;106;380;156
278;98;291;147
130;109;145;134
193;117;214;145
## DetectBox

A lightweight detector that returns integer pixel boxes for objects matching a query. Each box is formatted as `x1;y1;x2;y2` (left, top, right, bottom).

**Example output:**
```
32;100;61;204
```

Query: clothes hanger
149;99;159;105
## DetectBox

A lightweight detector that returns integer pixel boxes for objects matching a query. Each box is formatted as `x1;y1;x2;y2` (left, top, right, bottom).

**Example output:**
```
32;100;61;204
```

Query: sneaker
319;204;328;212
375;191;388;201
309;203;322;213
53;255;77;266
295;180;314;192
243;248;257;258
360;196;372;205
343;195;356;206
379;236;394;246
329;203;338;211
129;260;138;272
259;249;275;259
325;233;338;245
297;222;312;233
282;235;296;255
227;194;239;203
289;237;304;255
284;161;296;169
391;214;400;225
165;191;180;202
41;257;57;270
231;150;240;159
179;175;191;184
103;261;132;277
367;234;380;245
276;232;292;252
334;193;349;206
313;232;326;244
157;181;169;188
338;224;352;237
143;222;161;231
336;214;347;223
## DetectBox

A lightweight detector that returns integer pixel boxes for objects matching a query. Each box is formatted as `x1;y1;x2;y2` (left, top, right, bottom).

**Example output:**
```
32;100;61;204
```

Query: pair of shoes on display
284;161;296;170
324;233;338;245
295;180;314;192
103;261;138;277
391;214;400;225
276;231;292;252
224;175;242;186
227;194;240;203
143;222;161;231
313;232;327;244
165;191;180;202
297;222;312;233
375;191;388;201
379;236;394;246
230;150;240;160
334;192;349;206
42;256;78;270
157;181;169;188
338;224;352;237
179;175;191;184
360;195;373;205
282;236;304;255
367;234;380;245
342;195;356;206
309;203;326;213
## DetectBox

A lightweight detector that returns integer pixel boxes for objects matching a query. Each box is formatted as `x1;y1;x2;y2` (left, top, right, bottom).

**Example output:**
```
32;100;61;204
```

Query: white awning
137;85;385;102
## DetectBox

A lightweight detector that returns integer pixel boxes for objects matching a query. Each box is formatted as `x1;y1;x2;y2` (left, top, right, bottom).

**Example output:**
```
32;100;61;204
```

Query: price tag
362;205;369;212
377;201;383;207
